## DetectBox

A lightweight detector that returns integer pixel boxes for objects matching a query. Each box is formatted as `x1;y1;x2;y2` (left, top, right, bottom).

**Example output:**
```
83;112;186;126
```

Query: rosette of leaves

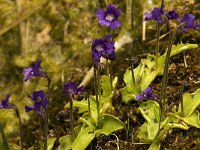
120;43;198;103
59;75;125;150
135;88;200;150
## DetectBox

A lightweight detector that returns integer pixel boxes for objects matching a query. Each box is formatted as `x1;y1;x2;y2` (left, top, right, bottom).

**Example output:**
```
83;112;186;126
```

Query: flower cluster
144;6;200;31
92;35;115;63
144;5;179;23
25;90;48;118
96;4;121;30
92;4;121;64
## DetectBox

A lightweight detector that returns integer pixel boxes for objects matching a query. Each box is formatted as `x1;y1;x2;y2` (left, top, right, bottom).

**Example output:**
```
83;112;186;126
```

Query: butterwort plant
63;82;84;139
25;90;48;150
96;3;121;88
0;95;23;149
144;0;200;122
144;2;179;68
23;60;51;150
92;4;121;115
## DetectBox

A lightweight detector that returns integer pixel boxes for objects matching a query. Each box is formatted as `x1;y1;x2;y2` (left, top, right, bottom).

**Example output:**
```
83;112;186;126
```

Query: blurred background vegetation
0;0;199;148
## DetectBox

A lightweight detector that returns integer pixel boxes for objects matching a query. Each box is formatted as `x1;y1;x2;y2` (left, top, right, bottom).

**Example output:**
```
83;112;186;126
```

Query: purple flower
144;6;164;23
92;39;105;63
166;10;179;20
0;95;13;109
144;5;179;23
23;60;47;82
25;90;48;118
96;4;121;30
136;86;157;101
91;35;116;63
180;14;200;31
63;82;84;99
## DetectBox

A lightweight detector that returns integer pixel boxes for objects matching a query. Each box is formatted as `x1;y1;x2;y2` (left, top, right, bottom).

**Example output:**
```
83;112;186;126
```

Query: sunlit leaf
138;100;160;123
178;88;200;117
95;114;125;135
72;126;95;150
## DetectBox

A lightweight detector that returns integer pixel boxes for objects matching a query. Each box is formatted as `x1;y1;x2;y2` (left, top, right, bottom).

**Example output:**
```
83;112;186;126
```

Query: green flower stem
106;59;108;75
39;117;43;149
109;29;115;90
15;108;23;150
0;123;9;149
130;59;136;86
161;0;164;7
93;63;101;126
88;96;92;119
155;0;164;68
97;64;101;125
44;77;51;150
69;95;75;140
109;60;113;90
179;83;184;117
155;22;160;68
43;111;48;150
160;17;183;119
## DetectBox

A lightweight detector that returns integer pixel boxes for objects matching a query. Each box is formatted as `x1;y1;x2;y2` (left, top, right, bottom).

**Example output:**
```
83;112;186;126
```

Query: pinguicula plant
92;3;120;125
23;60;51;150
130;1;200;149
25;90;48;149
63;82;84;139
96;3;121;88
146;5;200;120
92;35;116;124
58;4;125;150
0;95;23;149
120;0;199;103
1;1;200;150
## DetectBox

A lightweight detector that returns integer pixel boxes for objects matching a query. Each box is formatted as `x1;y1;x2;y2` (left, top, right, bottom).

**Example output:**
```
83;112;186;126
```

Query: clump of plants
0;1;200;150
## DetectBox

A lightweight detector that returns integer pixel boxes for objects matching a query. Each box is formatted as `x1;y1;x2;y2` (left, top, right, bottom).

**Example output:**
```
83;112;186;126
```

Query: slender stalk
44;76;51;150
126;117;130;141
106;59;108;76
15;108;23;150
88;96;92;118
109;60;113;90
130;59;136;86
160;17;182;119
0;123;9;149
46;77;51;102
39;117;43;149
69;95;75;139
43;112;48;150
97;64;101;125
109;30;115;90
155;0;164;68
160;0;164;8
94;64;100;126
155;22;160;68
179;83;184;117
